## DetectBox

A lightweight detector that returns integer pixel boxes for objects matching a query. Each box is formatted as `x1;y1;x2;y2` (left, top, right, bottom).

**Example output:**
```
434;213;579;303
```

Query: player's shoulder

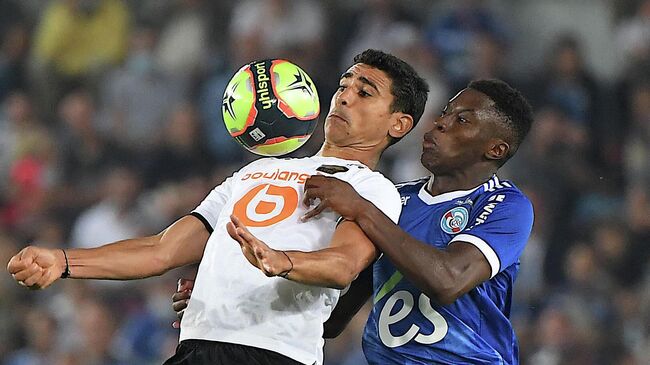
348;167;398;198
309;156;392;183
475;175;532;209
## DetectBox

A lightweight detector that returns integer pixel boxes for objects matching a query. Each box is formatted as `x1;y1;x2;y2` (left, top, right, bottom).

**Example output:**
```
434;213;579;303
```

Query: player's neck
426;168;497;196
316;143;381;170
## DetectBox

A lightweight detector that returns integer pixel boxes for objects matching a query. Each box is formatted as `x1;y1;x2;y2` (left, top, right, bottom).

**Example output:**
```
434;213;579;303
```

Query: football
221;59;320;156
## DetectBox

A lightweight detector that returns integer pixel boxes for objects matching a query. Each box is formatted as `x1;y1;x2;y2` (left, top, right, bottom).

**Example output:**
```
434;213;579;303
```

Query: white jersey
180;155;401;365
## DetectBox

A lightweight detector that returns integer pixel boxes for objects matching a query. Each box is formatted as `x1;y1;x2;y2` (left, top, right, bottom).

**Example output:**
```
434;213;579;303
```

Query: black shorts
163;339;305;365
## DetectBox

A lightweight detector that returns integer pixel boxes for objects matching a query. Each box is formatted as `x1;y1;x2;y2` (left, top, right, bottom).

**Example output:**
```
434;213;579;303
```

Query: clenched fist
6;246;66;289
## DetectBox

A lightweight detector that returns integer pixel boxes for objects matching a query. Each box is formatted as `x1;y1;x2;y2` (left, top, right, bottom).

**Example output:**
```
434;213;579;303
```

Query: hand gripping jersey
181;156;401;365
363;175;533;365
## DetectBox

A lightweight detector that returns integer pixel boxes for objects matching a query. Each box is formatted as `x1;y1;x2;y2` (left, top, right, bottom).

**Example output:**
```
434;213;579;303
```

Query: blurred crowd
0;0;648;364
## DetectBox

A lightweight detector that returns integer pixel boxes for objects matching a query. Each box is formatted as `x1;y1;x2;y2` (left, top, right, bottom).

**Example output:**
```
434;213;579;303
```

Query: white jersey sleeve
348;172;402;224
191;175;235;232
191;159;268;231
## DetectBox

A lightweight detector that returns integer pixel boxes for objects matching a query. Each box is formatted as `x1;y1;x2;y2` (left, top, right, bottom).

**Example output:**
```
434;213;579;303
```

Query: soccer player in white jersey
7;49;430;365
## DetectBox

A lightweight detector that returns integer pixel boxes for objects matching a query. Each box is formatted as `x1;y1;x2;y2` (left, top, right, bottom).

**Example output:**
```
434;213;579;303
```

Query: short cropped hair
353;49;429;145
468;79;533;164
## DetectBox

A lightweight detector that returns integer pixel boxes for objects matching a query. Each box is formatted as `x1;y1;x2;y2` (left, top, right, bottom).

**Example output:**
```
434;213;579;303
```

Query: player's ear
485;138;509;162
388;113;414;140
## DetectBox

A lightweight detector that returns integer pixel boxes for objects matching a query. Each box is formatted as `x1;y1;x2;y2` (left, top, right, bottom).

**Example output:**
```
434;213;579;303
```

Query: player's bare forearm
65;235;168;279
285;248;371;290
67;216;209;280
284;220;377;289
355;201;490;305
8;216;209;289
228;216;377;289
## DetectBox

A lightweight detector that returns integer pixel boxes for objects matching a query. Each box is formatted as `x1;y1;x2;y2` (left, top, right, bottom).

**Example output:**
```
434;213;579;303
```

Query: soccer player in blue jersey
173;79;534;364
302;79;535;364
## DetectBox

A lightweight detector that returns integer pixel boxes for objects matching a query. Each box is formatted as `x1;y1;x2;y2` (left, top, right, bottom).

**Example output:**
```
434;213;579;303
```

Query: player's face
421;88;502;174
324;64;399;148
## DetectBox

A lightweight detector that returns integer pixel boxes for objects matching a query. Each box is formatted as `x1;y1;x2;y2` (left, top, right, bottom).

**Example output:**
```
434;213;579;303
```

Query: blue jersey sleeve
450;190;533;278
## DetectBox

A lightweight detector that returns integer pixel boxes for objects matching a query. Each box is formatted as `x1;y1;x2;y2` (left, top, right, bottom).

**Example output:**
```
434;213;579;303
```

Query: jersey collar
418;175;499;205
311;155;369;169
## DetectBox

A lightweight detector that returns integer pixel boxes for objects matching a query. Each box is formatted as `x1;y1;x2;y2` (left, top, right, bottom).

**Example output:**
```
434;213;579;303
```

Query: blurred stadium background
0;0;648;364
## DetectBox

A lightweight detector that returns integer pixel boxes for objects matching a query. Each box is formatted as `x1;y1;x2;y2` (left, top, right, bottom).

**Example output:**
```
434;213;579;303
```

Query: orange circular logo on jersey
233;184;299;227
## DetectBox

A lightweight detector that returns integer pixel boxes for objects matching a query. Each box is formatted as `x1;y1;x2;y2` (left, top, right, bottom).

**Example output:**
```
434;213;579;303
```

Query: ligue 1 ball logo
440;207;469;234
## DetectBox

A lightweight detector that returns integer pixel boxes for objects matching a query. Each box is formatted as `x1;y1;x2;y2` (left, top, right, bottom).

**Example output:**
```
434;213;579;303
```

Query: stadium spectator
143;103;214;188
0;22;29;104
53;90;126;225
30;0;130;119
616;0;650;68
155;0;210;86
0;232;30;361
464;32;512;90
67;299;126;365
338;0;415;70
97;25;184;152
230;0;325;65
0;92;40;185
0;93;57;232
3;309;59;365
70;164;144;249
624;81;650;236
425;0;509;88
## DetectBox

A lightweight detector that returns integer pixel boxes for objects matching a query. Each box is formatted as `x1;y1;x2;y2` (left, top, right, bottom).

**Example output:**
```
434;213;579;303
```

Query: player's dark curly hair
353;49;429;146
468;79;533;165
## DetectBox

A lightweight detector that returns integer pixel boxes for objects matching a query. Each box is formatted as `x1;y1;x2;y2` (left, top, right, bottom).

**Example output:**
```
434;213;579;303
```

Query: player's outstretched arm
7;215;210;289
303;175;491;305
228;214;378;290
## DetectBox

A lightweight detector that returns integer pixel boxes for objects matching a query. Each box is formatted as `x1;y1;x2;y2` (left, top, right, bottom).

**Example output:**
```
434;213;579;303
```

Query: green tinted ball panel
222;66;255;134
272;61;320;119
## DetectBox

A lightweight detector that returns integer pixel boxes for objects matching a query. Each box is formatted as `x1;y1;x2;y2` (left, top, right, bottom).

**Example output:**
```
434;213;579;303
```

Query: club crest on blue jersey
440;207;469;234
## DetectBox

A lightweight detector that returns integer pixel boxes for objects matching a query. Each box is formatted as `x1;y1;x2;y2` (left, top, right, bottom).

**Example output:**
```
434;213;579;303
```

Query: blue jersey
363;175;533;365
